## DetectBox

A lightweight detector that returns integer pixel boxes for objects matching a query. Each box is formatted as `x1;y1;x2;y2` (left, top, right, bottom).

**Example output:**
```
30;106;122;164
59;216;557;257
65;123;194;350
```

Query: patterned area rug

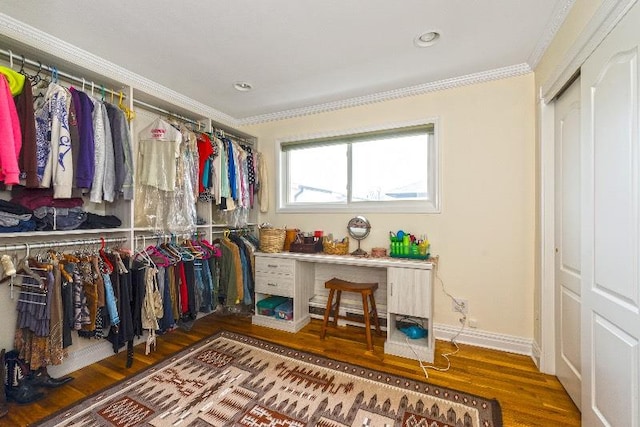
36;331;502;427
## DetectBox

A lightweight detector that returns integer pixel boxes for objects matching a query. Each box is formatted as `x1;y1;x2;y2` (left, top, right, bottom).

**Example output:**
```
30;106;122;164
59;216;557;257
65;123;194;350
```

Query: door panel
592;314;639;427
581;3;640;425
555;77;582;408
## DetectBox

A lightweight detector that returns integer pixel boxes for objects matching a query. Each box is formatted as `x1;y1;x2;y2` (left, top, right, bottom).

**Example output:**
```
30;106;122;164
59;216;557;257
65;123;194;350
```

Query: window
277;120;440;213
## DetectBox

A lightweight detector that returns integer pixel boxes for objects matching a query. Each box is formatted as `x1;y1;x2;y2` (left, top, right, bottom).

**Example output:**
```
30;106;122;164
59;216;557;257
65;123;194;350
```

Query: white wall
242;73;537;339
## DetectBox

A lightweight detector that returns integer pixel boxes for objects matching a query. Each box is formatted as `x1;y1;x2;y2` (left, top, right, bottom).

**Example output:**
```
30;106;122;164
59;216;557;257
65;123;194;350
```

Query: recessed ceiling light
233;81;253;91
414;31;441;48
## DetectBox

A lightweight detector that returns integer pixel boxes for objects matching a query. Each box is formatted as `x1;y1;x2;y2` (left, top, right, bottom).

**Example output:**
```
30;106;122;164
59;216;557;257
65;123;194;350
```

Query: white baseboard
434;322;535;359
531;340;542;369
47;336;147;378
47;319;538;378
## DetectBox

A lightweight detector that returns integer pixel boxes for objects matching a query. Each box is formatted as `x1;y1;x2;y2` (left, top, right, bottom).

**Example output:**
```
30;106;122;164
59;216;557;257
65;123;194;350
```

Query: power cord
406;256;467;379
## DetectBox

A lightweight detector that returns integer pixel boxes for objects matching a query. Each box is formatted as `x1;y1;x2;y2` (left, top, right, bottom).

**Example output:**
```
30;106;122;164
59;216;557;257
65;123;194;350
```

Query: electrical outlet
451;298;468;315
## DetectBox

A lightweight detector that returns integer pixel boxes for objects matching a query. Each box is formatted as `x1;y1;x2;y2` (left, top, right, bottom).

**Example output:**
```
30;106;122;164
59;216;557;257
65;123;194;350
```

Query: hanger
147;245;171;267
185;239;205;260
0;244;44;285
169;235;195;261
118;91;136;122
99;237;114;274
133;242;157;269
18;294;47;306
18;55;26;75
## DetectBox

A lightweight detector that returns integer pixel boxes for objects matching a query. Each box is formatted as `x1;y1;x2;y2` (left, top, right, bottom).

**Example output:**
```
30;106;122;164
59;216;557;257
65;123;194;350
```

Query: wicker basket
259;227;286;253
323;237;349;255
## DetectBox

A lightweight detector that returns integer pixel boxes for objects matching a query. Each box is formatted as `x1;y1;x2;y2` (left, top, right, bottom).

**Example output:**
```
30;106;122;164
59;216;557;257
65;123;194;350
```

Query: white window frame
276;118;441;214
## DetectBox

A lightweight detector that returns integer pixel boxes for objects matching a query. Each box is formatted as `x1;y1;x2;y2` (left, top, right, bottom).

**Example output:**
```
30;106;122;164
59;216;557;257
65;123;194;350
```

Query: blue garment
194;260;206;312
201;257;214;310
102;273;120;326
226;139;237;200
160;266;174;332
0;218;37;232
33;207;87;231
236;248;252;306
202;158;211;189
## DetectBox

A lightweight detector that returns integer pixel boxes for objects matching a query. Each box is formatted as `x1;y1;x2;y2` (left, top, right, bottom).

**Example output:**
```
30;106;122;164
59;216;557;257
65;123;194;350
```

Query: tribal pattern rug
36;331;502;427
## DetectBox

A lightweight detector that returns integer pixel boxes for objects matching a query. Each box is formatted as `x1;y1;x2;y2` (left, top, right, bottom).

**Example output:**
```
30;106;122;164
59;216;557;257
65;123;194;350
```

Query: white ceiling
0;0;571;123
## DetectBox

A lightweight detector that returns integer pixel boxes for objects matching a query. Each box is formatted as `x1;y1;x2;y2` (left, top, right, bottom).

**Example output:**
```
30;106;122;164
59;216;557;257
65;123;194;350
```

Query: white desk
253;252;435;362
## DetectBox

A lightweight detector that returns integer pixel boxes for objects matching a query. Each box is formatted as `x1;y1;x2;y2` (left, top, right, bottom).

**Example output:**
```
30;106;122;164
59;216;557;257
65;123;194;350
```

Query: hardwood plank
3;314;581;426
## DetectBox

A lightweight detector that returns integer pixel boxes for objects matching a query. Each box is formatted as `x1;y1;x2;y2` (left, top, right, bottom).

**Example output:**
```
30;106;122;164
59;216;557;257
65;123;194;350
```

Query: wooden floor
4;313;581;426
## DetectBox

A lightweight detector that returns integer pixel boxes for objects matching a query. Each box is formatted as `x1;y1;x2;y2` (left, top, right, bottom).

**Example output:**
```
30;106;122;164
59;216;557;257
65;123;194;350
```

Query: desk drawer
255;257;295;275
255;271;294;296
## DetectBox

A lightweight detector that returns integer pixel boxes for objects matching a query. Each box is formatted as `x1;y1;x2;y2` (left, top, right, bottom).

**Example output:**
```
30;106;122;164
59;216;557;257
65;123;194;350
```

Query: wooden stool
320;278;381;351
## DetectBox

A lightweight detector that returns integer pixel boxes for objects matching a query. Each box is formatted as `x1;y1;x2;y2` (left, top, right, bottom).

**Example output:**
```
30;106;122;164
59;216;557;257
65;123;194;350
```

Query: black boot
0;350;8;418
27;367;73;388
4;351;44;405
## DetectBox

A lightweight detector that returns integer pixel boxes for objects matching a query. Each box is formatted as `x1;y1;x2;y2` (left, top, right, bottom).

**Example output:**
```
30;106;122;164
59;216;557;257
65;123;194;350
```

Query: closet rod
0;236;127;253
0;48;127;99
134;99;254;144
133;98;206;129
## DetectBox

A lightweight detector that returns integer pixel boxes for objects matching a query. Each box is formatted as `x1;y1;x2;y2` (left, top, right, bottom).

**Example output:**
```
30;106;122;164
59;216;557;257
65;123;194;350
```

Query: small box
257;296;288;316
275;299;293;320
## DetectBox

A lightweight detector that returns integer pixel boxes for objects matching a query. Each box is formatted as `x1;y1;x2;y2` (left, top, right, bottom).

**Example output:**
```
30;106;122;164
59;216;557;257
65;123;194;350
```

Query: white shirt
138;118;182;191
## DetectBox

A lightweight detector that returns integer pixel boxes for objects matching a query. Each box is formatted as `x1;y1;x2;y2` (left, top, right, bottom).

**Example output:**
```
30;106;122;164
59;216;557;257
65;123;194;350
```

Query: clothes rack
0;48;255;144
0;236;127;253
134;99;207;130
0;47;126;100
135;99;255;145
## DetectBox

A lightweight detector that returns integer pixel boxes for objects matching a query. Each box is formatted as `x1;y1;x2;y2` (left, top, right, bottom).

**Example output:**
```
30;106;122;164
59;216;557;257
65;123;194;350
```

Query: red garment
0;75;22;185
11;188;84;210
197;133;213;194
178;262;189;315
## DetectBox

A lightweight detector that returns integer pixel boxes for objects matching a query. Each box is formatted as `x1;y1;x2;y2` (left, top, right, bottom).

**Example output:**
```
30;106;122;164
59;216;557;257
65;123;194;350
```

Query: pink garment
0;75;22;185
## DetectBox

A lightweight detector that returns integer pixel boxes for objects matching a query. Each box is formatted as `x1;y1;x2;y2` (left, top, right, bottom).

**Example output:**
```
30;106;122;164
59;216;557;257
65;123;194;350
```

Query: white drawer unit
254;271;294;296
253;254;311;332
255;257;295;276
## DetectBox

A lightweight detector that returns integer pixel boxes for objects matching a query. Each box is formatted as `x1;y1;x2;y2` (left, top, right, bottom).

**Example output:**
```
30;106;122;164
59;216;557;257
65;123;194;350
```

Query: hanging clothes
14;75;38;188
68;87;95;191
0;74;22;186
135;118;182;231
38;83;73;199
14;261;56;371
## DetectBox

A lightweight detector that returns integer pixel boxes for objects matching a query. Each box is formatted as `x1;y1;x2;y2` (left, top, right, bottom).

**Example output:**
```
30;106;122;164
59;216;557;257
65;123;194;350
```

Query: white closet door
554;77;582;409
581;2;640;426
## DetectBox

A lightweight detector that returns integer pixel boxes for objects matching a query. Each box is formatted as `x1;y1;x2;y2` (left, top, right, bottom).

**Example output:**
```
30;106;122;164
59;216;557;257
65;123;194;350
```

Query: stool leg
362;292;373;351
332;291;342;327
321;289;335;340
369;294;381;335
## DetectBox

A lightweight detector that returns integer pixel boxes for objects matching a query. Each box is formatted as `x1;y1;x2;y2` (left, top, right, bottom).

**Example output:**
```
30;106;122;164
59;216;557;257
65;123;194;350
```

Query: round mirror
347;216;371;256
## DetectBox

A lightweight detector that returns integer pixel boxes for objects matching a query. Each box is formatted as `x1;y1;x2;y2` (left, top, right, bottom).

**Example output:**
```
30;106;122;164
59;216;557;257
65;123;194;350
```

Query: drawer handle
267;283;277;287
267;264;278;268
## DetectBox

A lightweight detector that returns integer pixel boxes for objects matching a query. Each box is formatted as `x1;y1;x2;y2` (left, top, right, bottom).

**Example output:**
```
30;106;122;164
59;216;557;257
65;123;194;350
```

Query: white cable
405;256;467;379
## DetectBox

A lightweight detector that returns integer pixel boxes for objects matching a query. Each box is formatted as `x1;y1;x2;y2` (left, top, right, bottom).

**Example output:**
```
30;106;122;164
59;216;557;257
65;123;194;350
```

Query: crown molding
2;12;535;129
527;0;576;69
0;13;236;127
237;63;532;126
541;0;638;102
